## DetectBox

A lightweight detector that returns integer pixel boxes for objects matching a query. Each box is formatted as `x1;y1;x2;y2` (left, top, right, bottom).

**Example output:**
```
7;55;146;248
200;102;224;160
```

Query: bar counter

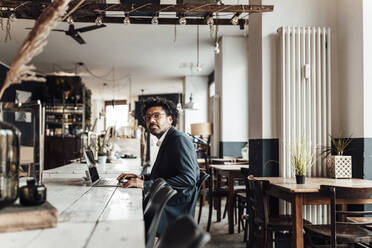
0;158;145;248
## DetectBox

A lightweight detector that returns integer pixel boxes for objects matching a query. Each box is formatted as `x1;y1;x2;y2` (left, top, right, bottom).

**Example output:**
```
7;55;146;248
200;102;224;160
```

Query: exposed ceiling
0;0;254;100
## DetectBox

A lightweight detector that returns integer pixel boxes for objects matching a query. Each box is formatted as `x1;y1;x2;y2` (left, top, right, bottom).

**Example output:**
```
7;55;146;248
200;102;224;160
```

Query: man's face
144;106;173;138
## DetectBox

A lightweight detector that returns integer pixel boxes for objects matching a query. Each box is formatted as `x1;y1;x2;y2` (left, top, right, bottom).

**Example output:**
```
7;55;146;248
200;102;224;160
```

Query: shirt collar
156;127;171;147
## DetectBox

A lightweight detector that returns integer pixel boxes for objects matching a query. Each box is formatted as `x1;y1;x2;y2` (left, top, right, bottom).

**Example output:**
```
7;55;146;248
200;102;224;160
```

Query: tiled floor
196;200;246;248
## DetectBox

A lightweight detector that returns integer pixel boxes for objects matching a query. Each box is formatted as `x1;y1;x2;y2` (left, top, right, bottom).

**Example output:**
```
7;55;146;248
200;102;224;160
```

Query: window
105;100;128;129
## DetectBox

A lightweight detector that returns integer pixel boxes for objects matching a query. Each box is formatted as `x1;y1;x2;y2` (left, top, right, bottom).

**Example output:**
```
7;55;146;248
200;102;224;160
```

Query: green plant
97;135;107;156
322;134;352;157
291;136;314;176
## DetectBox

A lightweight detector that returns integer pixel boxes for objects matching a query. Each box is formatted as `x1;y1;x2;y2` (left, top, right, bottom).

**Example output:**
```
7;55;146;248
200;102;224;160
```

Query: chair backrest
247;176;270;226
140;161;151;177
197;170;210;194
155;215;211;248
143;178;167;211
144;185;177;248
320;185;372;248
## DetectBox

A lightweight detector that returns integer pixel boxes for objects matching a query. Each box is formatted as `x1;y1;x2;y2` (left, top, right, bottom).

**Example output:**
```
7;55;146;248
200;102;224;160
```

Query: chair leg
197;194;203;224
237;198;241;233
216;195;222;222
223;198;228;219
207;194;213;232
247;216;254;248
243;216;248;243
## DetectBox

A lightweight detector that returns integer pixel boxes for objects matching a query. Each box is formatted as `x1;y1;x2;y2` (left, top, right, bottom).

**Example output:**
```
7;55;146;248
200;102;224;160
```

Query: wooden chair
155;215;210;248
235;167;251;237
196;170;210;224
304;185;372;248
144;185;177;248
247;176;310;248
143;178;167;211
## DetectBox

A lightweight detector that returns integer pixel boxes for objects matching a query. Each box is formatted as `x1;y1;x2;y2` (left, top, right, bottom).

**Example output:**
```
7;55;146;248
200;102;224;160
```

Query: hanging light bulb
196;63;202;72
151;16;158;25
206;15;214;27
67;16;73;25
179;16;187;25
123;13;130;25
176;94;183;113
9;12;16;22
184;94;199;110
231;13;239;25
95;15;103;26
243;18;249;37
214;41;220;54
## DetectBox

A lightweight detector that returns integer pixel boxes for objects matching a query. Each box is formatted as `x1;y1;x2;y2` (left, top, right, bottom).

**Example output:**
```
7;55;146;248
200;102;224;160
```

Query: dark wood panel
44;136;81;170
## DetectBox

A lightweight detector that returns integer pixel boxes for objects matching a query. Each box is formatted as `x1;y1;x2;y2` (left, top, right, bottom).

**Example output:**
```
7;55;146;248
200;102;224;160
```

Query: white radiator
278;26;331;224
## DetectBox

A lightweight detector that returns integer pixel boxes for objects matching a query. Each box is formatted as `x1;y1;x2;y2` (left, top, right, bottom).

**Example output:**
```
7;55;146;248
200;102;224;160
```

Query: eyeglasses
143;112;166;122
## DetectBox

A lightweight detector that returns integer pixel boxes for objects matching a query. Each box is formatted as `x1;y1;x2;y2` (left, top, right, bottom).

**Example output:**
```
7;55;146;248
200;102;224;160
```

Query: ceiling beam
0;1;274;15
0;13;248;28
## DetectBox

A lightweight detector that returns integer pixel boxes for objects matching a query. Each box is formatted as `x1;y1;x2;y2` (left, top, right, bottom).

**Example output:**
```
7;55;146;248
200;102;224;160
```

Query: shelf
46;121;83;125
46;110;83;114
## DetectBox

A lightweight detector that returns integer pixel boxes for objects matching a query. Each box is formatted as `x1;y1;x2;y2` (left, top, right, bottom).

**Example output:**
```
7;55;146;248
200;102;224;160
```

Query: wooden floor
196;200;245;248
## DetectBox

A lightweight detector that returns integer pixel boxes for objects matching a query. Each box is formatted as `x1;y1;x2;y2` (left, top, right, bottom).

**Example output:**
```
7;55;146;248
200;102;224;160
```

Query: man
117;97;200;235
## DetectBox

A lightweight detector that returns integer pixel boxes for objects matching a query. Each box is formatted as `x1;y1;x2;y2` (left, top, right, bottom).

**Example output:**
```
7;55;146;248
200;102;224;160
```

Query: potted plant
97;134;107;164
291;137;314;184
323;135;352;179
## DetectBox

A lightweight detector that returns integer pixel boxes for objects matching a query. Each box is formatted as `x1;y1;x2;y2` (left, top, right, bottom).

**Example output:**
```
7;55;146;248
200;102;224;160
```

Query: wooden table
256;177;372;248
209;164;249;234
0;159;145;248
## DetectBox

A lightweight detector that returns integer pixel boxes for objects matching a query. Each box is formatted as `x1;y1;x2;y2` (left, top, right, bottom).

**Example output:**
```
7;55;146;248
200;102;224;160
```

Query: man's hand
117;173;138;182
121;178;144;189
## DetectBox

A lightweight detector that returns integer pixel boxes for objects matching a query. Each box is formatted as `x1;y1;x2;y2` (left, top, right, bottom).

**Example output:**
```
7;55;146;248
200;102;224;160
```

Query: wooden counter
0;159;145;248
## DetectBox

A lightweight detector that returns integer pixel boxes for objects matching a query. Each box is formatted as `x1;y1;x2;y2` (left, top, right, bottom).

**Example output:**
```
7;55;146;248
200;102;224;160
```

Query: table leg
216;174;222;222
291;194;304;248
228;174;234;234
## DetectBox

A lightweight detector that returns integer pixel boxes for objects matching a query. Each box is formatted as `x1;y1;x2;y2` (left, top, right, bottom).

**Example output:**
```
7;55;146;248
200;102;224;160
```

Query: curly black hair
141;97;178;126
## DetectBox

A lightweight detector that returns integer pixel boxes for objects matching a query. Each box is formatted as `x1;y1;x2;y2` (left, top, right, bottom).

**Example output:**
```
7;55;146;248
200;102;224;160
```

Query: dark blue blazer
144;126;200;236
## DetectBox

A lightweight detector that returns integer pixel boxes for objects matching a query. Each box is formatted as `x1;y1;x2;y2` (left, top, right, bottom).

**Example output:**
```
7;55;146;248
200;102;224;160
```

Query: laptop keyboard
98;179;119;185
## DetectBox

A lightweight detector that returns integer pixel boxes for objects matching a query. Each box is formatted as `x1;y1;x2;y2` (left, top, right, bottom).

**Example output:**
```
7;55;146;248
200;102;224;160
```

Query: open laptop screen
84;149;96;166
88;166;100;183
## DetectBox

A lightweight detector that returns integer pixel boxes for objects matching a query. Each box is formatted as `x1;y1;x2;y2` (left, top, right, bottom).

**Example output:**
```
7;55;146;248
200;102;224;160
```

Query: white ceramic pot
327;155;352;178
98;155;107;164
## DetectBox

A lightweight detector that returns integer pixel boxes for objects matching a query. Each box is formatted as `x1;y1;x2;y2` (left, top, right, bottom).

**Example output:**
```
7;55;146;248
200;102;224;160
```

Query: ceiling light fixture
179;16;187;25
151;16;158;25
176;93;183;113
206;15;214;27
67;16;73;25
123;13;130;25
231;13;239;25
95;15;103;26
184;94;199;110
196;25;202;72
9;12;16;22
214;41;220;54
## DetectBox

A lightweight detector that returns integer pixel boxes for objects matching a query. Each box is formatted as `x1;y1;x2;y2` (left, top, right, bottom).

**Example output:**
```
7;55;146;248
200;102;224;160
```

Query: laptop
84;149;125;187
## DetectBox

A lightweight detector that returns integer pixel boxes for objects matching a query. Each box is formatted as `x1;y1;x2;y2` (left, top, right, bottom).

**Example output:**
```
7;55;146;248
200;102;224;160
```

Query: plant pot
327;155;352;178
98;155;107;164
296;175;305;184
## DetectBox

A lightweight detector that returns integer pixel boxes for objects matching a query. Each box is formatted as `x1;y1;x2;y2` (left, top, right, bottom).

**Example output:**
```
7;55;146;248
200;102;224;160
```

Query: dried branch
0;0;71;98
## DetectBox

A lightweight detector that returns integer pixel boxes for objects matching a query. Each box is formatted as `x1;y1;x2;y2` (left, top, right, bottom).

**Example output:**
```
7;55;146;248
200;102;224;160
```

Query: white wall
218;36;249;142
91;99;105;132
256;0;340;138
363;0;372;138
183;76;208;134
336;0;364;137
